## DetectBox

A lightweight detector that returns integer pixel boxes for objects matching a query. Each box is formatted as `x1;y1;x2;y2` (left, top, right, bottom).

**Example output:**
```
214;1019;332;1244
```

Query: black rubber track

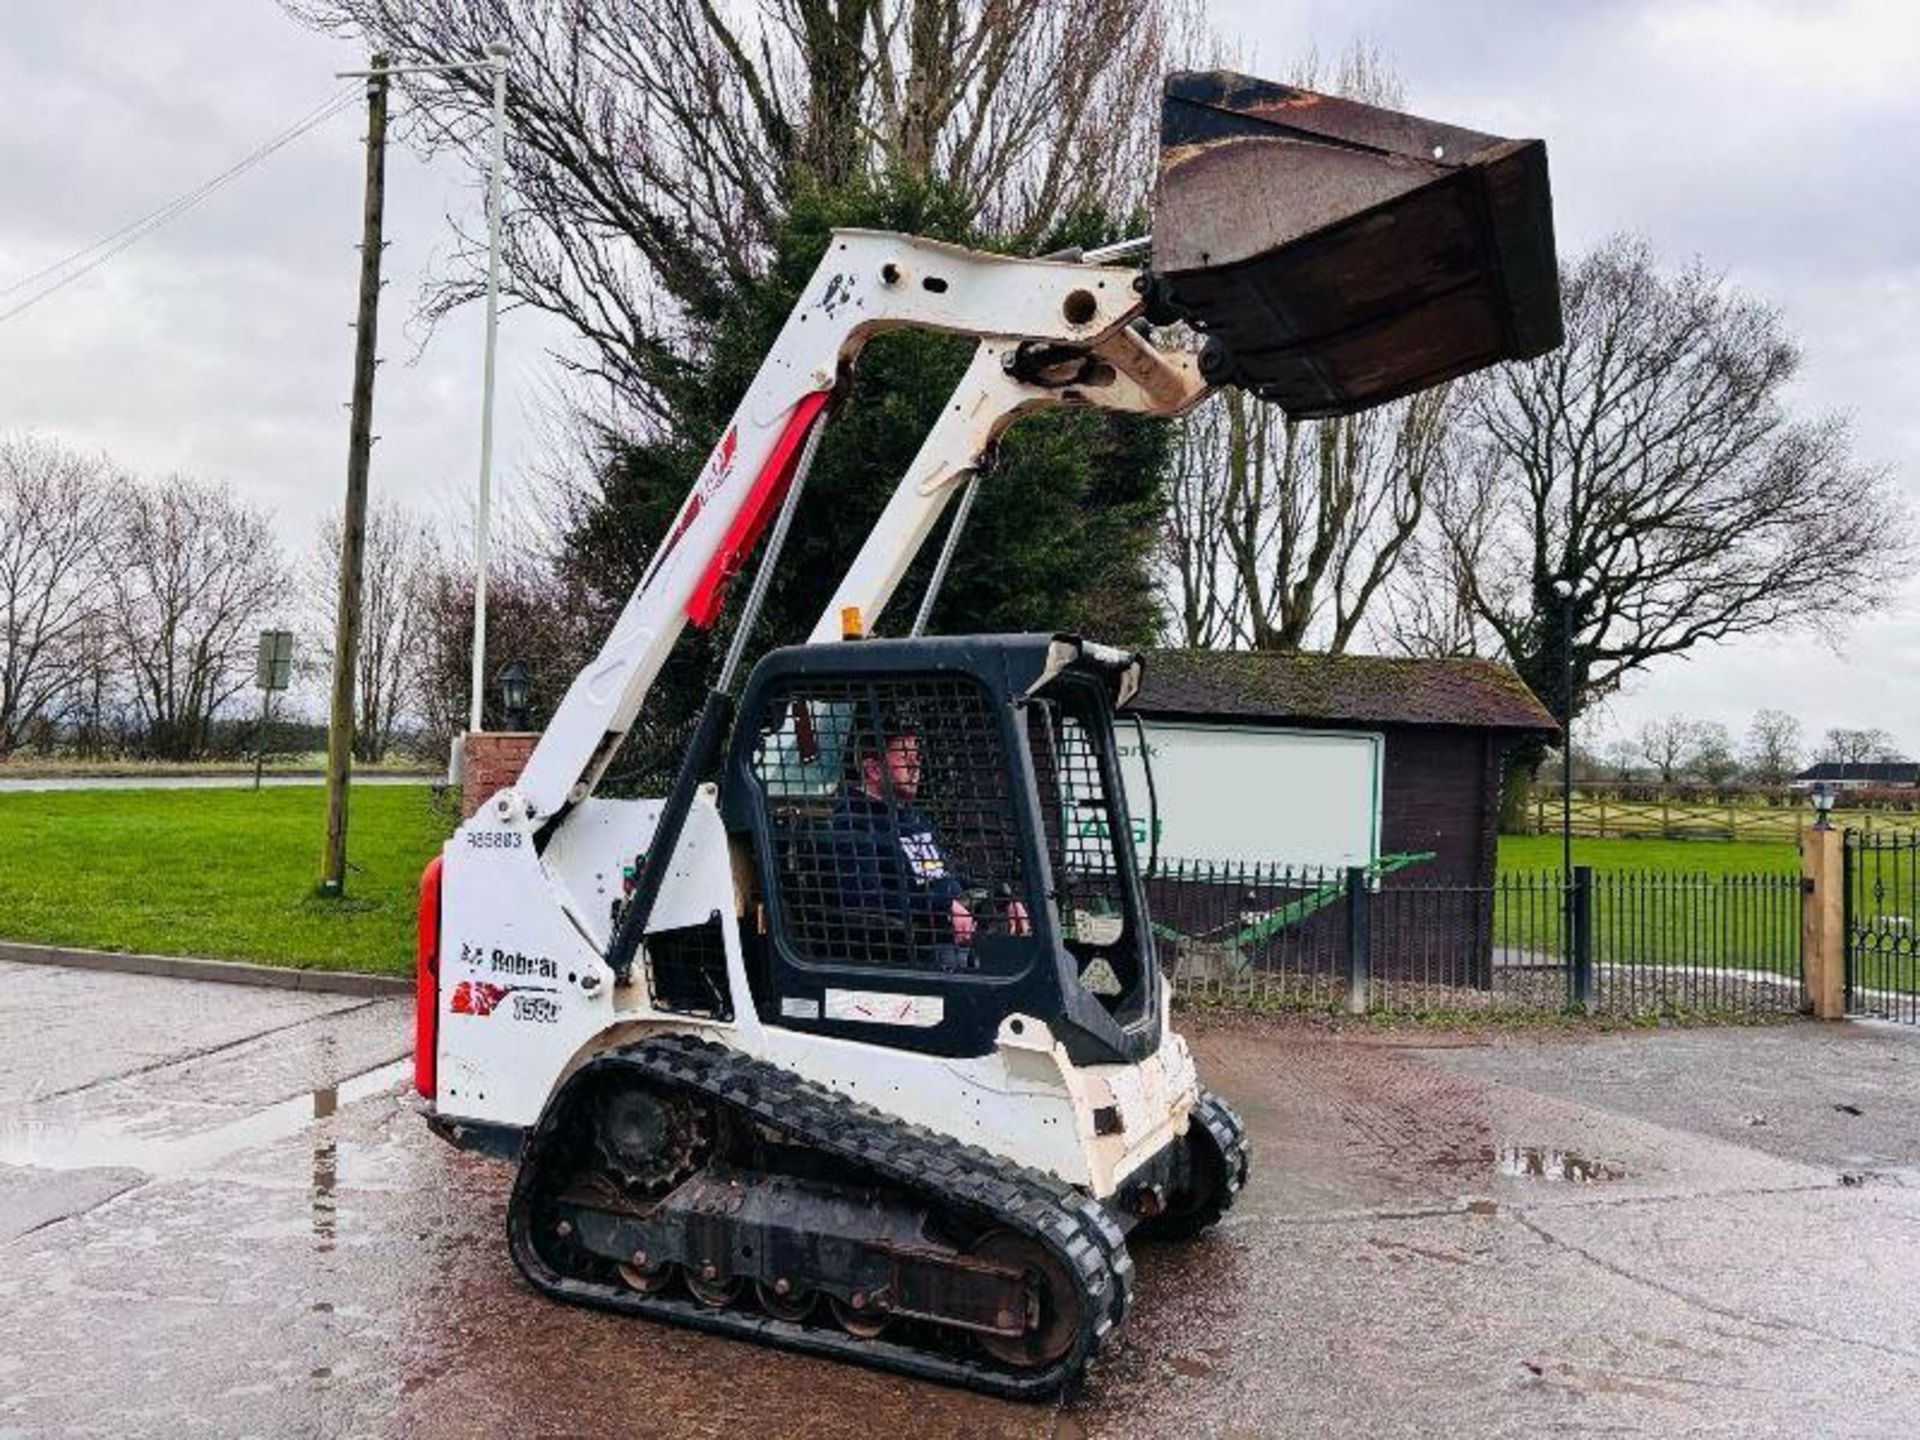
506;1034;1136;1400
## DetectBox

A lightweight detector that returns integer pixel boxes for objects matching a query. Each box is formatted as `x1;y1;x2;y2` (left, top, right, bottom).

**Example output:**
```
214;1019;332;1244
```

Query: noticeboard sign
1116;721;1383;871
256;629;294;691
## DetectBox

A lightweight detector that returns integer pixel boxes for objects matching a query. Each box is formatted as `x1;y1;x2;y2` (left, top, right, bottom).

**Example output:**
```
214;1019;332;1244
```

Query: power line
0;83;363;326
0;85;360;302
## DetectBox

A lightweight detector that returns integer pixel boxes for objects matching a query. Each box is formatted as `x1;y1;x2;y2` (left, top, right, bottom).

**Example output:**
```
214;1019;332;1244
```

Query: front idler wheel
969;1230;1080;1369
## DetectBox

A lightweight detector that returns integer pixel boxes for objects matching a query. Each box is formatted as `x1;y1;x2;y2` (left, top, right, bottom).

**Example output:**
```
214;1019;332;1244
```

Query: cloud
1214;0;1920;751
2;0;1914;750
0;0;576;615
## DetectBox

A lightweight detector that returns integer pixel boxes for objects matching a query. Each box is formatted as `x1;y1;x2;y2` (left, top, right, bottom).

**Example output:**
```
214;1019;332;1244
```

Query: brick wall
461;731;539;819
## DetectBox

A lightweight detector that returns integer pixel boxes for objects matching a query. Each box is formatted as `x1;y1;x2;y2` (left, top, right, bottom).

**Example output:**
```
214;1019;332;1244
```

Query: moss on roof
1136;649;1557;732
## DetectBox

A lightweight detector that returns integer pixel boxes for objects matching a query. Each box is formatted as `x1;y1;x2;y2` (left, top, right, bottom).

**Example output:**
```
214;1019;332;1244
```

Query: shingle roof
1135;649;1558;733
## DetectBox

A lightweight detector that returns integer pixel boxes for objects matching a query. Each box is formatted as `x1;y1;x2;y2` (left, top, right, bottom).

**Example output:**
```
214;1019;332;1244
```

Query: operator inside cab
831;715;1031;967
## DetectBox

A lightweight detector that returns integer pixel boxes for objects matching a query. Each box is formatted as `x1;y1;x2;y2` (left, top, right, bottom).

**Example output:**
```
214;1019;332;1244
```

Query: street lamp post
469;40;510;735
1552;575;1577;1002
1551;576;1575;887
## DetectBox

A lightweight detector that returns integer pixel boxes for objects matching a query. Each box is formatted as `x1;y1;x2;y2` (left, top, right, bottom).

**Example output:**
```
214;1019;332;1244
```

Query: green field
1497;834;1798;876
0;784;450;976
1493;833;1804;980
0;791;1857;988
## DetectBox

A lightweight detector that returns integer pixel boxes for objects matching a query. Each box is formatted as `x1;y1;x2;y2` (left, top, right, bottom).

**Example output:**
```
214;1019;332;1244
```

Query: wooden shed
1133;650;1557;887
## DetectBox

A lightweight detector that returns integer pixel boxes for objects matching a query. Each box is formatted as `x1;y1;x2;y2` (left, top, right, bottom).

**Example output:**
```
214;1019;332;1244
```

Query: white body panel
436;786;1199;1196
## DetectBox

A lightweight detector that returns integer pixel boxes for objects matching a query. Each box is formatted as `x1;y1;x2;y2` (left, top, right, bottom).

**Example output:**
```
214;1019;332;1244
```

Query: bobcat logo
449;980;511;1016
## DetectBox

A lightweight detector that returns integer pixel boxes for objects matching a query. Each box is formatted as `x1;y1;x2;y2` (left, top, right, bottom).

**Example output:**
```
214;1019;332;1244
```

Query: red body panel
415;854;444;1097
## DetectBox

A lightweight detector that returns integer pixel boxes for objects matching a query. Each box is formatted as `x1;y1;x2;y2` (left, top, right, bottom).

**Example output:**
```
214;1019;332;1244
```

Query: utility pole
320;55;389;896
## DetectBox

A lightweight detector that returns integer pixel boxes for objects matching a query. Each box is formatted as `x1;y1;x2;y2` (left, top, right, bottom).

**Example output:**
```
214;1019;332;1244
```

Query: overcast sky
2;1;1915;759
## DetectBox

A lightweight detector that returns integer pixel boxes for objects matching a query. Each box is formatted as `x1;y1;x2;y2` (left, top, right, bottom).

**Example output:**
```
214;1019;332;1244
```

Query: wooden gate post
1800;828;1846;1019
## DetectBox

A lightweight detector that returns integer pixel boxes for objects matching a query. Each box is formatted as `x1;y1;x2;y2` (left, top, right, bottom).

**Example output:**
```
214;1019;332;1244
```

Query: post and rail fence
1527;786;1920;844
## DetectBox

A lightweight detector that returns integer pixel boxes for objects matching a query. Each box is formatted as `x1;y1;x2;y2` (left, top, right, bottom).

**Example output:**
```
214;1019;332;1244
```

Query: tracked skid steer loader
414;72;1562;1398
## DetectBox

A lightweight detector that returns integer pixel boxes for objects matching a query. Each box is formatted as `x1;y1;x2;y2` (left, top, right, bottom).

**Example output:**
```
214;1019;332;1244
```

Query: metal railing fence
1149;858;1803;1018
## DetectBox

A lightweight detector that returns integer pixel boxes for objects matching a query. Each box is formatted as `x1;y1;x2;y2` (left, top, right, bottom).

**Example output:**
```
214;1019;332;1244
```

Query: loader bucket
1153;71;1563;419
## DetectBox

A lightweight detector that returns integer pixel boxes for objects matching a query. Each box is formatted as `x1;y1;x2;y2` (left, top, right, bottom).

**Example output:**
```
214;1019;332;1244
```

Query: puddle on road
0;1058;410;1177
1489;1144;1624;1183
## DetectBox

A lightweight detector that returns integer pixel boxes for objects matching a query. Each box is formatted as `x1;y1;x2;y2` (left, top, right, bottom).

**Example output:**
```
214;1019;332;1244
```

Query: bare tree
110;476;289;760
1600;736;1640;782
0;436;116;755
412;533;598;754
65;608;126;759
1429;236;1910;768
1818;727;1904;766
1638;715;1696;785
1743;709;1803;785
1685;721;1739;785
1155;387;1242;646
304;501;434;763
1157;42;1447;654
285;0;1193;425
1231;385;1450;651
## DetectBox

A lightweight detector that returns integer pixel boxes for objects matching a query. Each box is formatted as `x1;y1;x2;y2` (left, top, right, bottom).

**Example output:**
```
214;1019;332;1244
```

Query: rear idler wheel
756;1279;816;1323
969;1230;1080;1369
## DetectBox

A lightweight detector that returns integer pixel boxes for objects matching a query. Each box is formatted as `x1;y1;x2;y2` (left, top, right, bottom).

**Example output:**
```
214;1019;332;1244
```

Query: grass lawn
0;784;451;976
1498;833;1798;876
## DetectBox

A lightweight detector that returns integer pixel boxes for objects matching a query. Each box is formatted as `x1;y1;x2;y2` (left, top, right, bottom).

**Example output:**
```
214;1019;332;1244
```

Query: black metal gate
1845;831;1920;1024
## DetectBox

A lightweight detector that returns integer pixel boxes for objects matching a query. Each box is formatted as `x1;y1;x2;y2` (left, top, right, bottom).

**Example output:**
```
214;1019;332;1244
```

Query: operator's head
854;717;921;803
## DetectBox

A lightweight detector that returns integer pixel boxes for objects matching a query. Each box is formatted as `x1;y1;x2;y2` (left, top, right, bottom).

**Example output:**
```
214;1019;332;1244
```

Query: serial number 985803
464;830;525;849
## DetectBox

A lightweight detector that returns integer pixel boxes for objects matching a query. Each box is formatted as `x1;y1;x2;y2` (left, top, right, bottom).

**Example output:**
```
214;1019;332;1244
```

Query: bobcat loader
413;72;1561;1397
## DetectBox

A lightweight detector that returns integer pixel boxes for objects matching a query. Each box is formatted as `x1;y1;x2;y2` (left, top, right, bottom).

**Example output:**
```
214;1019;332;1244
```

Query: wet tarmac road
4;961;1919;1437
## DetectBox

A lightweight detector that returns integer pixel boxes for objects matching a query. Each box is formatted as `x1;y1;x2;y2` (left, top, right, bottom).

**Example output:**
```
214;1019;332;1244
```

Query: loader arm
809;322;1204;643
514;231;1203;823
